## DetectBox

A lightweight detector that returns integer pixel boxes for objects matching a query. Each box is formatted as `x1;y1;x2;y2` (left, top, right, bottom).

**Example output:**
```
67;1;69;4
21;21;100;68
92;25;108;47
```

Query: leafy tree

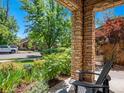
58;18;71;47
103;17;124;62
103;17;124;45
0;6;18;45
21;0;71;50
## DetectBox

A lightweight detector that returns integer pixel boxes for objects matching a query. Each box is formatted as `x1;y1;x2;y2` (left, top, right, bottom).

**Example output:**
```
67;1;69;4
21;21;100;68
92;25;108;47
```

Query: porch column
71;9;83;80
57;0;95;81
83;4;95;82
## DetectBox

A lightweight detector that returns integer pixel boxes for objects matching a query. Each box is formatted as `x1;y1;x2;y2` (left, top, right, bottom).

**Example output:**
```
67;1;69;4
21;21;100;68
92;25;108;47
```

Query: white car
0;45;18;53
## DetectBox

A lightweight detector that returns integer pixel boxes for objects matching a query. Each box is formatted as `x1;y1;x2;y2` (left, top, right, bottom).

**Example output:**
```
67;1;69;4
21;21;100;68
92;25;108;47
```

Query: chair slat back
96;61;113;85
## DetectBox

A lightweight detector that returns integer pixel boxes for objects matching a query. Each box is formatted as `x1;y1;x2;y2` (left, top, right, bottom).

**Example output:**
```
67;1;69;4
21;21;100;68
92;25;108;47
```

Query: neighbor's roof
95;30;105;38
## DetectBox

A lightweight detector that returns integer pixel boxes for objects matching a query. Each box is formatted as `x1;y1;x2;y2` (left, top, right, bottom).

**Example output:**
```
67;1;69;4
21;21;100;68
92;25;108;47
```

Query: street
0;52;41;60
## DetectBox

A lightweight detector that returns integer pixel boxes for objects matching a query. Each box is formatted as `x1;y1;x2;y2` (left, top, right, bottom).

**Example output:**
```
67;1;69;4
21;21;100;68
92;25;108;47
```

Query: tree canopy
0;4;18;45
103;17;124;44
21;0;72;49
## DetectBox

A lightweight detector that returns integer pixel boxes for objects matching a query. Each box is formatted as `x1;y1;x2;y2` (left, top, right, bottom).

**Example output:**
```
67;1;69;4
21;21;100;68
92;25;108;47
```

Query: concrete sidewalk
109;70;124;93
0;60;13;63
0;52;41;60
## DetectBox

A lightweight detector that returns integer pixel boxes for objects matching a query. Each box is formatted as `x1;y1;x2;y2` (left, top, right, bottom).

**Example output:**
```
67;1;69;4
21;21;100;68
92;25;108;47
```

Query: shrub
0;64;24;93
26;62;44;81
41;48;71;81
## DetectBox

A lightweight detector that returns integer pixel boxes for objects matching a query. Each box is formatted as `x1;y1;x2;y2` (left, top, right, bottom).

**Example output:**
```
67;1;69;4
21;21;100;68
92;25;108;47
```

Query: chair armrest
106;75;111;81
76;70;100;75
76;70;101;81
70;80;109;88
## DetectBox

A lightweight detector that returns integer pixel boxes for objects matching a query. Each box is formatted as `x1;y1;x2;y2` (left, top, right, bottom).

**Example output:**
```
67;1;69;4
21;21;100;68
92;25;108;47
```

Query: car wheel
11;50;16;54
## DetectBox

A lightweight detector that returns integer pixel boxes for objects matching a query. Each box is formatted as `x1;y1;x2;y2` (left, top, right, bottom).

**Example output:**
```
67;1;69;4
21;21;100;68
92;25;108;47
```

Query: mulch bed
48;75;70;88
15;83;30;93
15;64;124;92
15;75;70;93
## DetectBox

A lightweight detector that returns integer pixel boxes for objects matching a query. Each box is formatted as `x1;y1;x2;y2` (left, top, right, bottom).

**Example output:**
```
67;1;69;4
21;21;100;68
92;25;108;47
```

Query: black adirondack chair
70;61;113;93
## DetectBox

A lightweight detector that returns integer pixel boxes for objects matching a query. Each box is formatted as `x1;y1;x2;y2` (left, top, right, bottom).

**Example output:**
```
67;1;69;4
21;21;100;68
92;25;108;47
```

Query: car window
10;45;17;48
0;45;8;48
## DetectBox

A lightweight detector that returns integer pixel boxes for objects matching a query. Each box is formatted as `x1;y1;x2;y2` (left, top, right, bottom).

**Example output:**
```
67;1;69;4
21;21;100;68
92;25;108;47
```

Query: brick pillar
57;0;95;82
83;5;95;82
71;10;83;80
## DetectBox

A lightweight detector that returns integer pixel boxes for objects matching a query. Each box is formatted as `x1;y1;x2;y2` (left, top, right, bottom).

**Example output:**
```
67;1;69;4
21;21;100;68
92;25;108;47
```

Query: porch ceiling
56;0;79;12
94;0;124;12
57;0;124;12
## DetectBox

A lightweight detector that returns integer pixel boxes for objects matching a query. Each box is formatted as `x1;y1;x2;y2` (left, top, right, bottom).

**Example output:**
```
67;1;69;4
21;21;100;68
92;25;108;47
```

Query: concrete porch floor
49;70;124;93
109;70;124;93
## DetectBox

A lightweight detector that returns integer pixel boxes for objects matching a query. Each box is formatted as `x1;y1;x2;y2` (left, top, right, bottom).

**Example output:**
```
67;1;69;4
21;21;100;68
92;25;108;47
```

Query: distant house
19;38;39;51
19;38;29;50
95;26;106;45
95;26;104;38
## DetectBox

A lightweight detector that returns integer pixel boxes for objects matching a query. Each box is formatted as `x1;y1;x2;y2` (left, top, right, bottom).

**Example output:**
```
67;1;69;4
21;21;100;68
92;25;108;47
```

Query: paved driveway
0;52;41;60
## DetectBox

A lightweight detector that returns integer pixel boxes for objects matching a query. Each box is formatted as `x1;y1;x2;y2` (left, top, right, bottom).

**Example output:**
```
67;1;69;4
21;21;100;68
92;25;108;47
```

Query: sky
95;4;124;27
1;0;124;39
9;0;27;38
1;0;27;38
